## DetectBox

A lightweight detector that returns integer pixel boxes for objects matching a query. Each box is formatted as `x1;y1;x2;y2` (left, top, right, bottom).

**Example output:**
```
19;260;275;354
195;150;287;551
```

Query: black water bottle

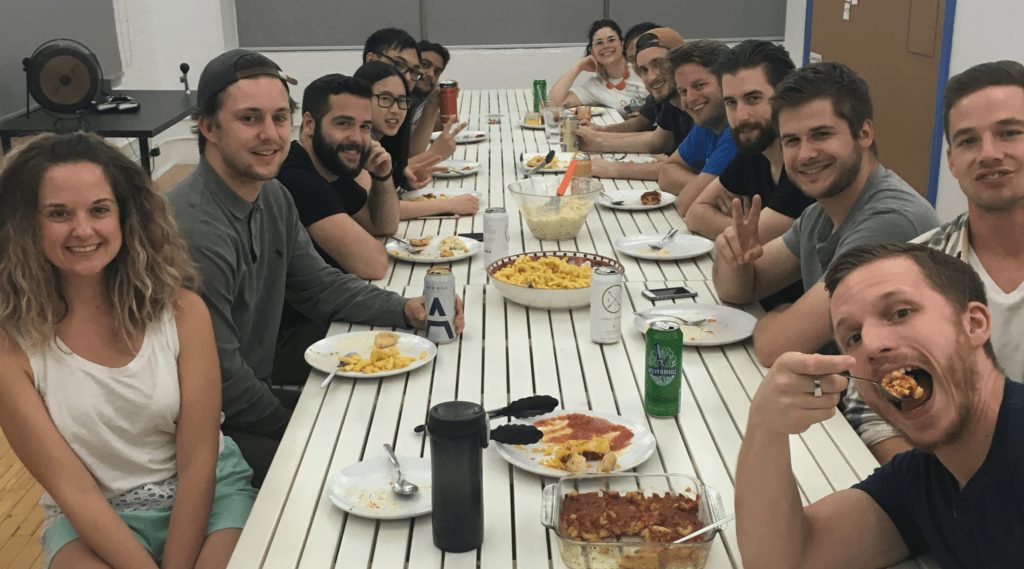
426;401;488;552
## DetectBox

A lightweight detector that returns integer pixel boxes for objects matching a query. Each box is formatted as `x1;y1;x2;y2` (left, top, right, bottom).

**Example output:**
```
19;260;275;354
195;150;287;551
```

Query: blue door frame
802;0;958;206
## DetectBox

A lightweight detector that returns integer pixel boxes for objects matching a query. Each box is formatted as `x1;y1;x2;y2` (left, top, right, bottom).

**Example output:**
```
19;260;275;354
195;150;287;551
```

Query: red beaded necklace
605;67;630;90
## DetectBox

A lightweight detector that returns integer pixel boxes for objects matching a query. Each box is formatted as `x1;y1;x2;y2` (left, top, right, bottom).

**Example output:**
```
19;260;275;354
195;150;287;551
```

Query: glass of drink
541;101;564;145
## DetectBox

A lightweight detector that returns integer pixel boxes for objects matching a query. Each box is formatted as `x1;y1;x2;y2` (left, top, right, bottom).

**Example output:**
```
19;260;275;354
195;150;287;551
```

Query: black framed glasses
374;93;413;109
372;52;424;82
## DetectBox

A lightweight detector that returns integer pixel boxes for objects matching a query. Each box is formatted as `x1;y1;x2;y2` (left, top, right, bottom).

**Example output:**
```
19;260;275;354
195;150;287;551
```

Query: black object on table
0;90;196;176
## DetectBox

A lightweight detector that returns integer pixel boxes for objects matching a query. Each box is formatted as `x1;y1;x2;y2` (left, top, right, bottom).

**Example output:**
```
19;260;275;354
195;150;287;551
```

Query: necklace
605;67;630;90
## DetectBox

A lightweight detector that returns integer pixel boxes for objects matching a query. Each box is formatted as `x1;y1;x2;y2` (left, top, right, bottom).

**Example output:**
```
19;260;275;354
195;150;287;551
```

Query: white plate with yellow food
387;235;481;263
633;304;757;347
520;152;578;173
613;233;714;261
597;189;677;211
431;159;480;178
493;409;655;477
304;331;438;379
487;251;623;309
326;455;432;519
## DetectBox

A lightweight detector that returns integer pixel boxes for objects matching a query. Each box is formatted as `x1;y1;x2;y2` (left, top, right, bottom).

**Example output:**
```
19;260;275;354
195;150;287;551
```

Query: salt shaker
426;401;489;552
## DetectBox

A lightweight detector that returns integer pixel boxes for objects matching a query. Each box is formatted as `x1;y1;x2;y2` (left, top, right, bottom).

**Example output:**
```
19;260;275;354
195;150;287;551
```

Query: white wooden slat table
229;90;935;569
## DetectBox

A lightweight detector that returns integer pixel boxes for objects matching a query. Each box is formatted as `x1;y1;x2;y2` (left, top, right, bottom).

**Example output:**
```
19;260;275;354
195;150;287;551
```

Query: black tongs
521;149;557;177
413;394;559;435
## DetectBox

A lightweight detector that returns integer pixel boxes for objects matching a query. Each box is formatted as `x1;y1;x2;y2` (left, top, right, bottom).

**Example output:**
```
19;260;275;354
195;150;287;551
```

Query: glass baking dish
541;472;726;569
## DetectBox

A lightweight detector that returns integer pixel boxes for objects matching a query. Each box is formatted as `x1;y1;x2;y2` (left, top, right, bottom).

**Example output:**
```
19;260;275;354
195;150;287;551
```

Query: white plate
613;233;713;261
304;331;438;378
493;409;656;477
432;159;480;178
400;189;480;202
387;236;481;263
326;456;432;520
597;190;677;211
633;304;758;346
520;152;579;173
519;120;545;130
432;130;488;144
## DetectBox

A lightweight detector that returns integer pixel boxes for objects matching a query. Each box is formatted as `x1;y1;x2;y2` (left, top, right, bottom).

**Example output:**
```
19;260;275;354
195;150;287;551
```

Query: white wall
782;0;1024;222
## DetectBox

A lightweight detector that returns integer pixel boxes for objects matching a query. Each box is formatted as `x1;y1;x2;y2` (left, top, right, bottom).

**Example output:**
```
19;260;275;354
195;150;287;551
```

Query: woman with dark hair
548;18;648;118
0;133;256;568
354;61;478;219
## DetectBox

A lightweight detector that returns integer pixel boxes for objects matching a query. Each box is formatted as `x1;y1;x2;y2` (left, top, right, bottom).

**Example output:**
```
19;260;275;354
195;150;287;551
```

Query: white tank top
27;311;181;507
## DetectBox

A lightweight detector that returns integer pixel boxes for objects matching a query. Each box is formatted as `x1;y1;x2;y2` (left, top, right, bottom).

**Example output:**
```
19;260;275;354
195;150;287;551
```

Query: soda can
590;266;623;344
644;321;683;416
532;80;547;113
561;111;579;152
439;80;459;125
483;207;509;267
424;267;457;344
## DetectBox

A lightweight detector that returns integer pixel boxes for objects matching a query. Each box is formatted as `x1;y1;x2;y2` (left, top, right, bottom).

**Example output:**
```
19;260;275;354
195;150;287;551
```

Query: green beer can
644;320;683;416
532;79;547;113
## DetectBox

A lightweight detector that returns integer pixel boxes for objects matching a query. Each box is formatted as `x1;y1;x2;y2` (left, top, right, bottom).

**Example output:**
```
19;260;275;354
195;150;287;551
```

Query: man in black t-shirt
687;40;812;242
277;74;399;280
735;243;1024;569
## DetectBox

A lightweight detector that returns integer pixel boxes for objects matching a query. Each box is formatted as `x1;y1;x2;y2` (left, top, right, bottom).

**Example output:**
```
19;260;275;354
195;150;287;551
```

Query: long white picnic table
228;89;934;569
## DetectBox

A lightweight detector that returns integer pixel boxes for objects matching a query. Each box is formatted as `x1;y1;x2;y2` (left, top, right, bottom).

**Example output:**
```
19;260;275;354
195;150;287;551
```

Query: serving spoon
673;513;736;544
382;443;418;497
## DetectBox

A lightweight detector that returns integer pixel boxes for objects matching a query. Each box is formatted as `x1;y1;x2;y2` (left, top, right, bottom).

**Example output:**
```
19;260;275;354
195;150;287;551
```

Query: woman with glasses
0;133;256;569
354;61;478;219
548;19;649;118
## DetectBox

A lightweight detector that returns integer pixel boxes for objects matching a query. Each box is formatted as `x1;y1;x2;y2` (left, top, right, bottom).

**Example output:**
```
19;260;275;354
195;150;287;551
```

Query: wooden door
809;0;948;197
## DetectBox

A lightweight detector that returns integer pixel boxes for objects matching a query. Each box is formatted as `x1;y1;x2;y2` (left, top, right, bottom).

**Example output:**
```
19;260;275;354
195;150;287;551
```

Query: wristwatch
369;168;393;183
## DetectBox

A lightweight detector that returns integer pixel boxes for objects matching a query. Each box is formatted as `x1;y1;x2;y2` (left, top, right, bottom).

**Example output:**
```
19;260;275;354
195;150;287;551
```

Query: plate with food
613;233;713;261
432;130;488;144
633;304;757;347
520;152;577;173
597;189;677;211
493;409;656;477
432;159;480;178
304;331;438;378
400;189;480;202
326;455;432;520
387;235;481;263
570;106;607;117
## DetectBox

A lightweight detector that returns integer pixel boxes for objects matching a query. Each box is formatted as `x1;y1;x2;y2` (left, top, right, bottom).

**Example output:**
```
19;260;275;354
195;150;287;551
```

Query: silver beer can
425;267;457;344
590;265;623;344
483;207;509;267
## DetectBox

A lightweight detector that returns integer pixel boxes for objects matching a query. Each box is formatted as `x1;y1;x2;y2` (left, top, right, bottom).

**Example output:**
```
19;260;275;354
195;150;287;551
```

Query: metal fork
388;236;427;253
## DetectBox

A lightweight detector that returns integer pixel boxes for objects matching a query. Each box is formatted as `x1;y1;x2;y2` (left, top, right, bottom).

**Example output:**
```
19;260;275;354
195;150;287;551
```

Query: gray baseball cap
197;49;297;108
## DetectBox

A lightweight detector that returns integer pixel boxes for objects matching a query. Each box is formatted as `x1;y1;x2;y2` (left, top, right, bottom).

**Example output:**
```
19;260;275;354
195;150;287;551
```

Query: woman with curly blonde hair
0;133;256;569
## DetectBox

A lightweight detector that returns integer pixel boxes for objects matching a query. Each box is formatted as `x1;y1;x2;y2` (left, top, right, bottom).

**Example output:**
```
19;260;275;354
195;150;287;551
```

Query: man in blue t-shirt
735;242;1024;569
657;40;738;216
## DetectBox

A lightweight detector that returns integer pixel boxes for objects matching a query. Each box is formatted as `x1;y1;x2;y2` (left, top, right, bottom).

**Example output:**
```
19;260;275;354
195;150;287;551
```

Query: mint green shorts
42;437;257;568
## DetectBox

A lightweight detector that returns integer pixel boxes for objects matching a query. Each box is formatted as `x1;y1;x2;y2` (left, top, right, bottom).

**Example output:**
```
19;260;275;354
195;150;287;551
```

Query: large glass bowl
508;177;602;241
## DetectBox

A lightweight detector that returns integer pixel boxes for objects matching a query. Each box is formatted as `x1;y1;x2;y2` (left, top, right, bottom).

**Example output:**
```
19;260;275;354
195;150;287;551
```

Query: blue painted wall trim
803;0;957;206
803;0;814;65
927;0;958;206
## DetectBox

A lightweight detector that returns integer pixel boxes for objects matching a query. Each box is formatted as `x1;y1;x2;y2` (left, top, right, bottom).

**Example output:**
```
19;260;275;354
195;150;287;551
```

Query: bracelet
369;168;393;183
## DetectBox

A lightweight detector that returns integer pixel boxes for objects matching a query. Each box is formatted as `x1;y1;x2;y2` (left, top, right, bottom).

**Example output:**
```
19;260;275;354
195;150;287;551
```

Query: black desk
0;90;196;175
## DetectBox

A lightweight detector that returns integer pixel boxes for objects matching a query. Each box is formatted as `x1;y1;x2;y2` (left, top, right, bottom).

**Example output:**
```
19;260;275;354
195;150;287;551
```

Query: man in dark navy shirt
735;242;1024;569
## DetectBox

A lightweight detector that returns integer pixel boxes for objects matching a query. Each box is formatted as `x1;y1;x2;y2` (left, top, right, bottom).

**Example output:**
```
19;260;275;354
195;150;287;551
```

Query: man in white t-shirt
842;59;1024;464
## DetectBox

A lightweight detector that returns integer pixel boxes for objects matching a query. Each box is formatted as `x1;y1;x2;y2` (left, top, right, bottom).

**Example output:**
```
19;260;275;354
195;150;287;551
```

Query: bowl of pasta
487;251;623;309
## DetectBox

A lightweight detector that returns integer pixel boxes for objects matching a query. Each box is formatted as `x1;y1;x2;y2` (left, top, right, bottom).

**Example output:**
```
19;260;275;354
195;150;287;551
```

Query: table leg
139;137;152;176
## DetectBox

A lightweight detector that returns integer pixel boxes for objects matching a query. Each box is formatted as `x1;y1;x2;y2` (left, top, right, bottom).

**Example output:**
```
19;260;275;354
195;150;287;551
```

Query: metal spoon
648;228;679;250
673;512;735;544
840;372;917;403
599;190;624;206
382;443;419;497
